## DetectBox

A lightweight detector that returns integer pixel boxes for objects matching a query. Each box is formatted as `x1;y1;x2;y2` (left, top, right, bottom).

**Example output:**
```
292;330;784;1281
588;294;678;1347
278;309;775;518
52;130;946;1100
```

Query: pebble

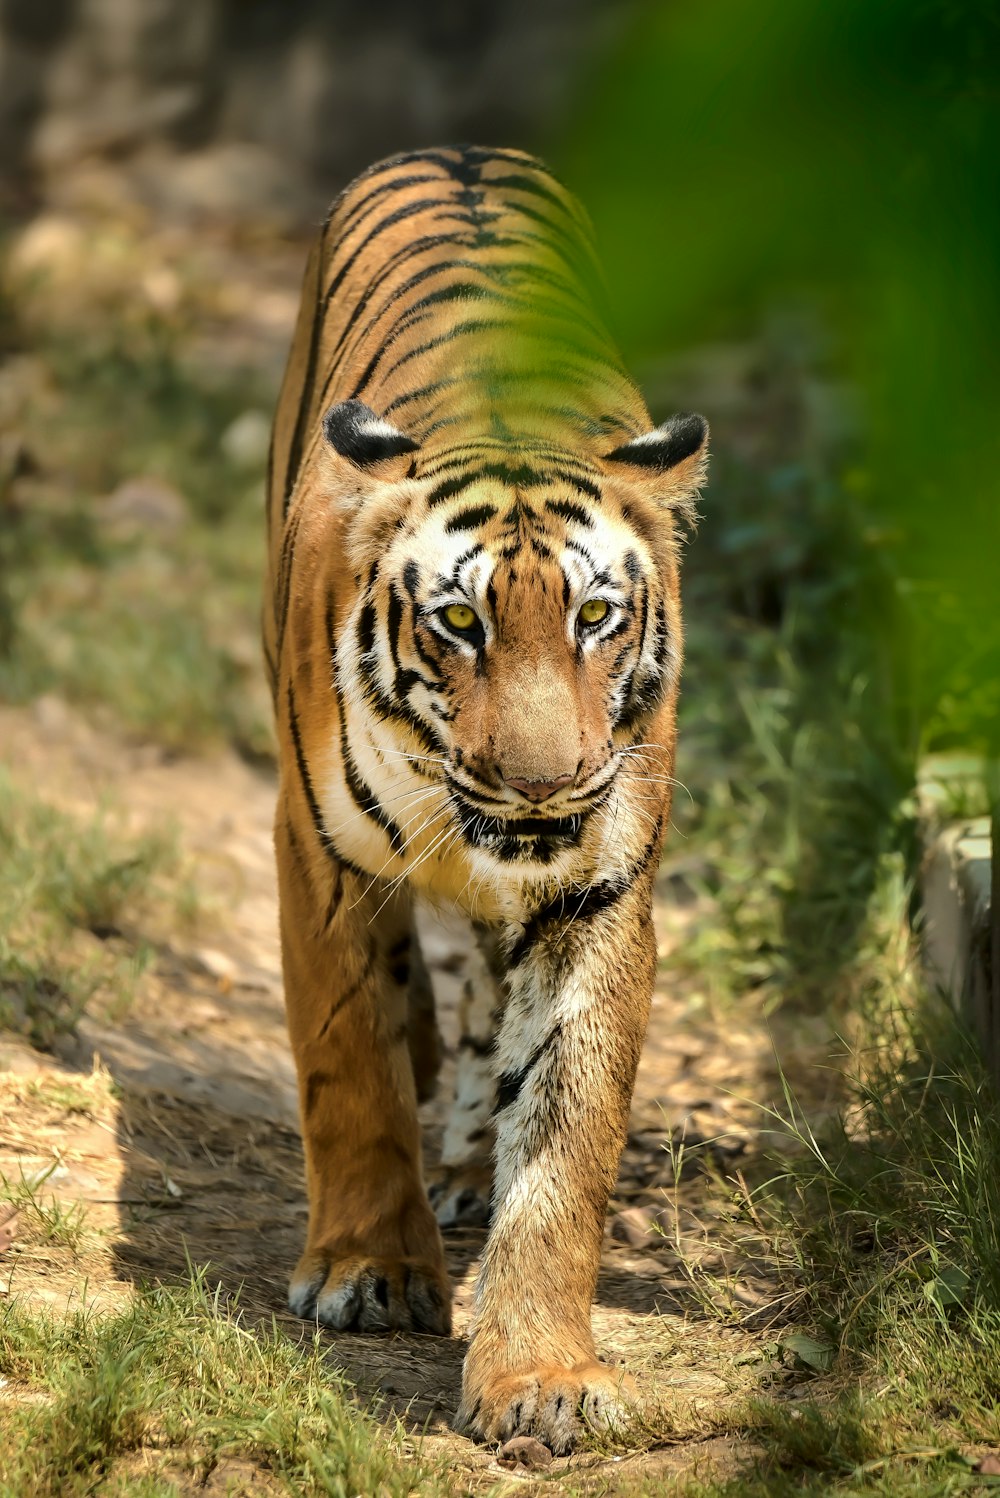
192;947;238;983
610;1204;663;1249
498;1436;553;1469
98;476;189;535
221;409;271;469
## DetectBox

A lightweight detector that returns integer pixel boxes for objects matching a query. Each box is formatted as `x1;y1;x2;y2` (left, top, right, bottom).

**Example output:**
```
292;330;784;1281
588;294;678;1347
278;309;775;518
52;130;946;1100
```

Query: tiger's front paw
289;1249;452;1335
458;1360;635;1456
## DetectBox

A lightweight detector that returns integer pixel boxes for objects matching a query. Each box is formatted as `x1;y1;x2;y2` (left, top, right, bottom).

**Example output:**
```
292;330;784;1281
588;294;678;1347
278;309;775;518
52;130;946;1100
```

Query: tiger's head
319;400;708;894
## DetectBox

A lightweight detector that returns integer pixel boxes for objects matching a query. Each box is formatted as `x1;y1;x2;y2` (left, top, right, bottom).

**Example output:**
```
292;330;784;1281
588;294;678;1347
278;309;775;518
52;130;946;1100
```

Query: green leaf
924;1266;970;1314
780;1332;834;1372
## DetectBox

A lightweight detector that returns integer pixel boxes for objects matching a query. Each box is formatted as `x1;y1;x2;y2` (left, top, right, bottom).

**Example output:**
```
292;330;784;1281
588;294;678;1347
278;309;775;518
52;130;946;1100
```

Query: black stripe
317;940;377;1039
324;199;460;308
348;308;436;400
354;583;445;753
507;878;630;969
552;471;602;502
417;434;600;472
445;504;497;532
274;504;303;662
356;644;446;760
286;680;335;862
263;637;277;700
378;317;507;387
339;714;406;854
495;1025;561;1113
459;1033;496;1058
546;498;594;526
338;172;445;236
386;585;404;670
451;543;485;570
428;472;479;507
616;599;670;731
332;255;478;374
284;815;310;886
487;172;582;223
357;600;377;658
383;377;458;417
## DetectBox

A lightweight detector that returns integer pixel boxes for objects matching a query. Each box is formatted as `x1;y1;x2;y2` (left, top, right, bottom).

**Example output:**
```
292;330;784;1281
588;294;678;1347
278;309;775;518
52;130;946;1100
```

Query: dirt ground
0;697;843;1489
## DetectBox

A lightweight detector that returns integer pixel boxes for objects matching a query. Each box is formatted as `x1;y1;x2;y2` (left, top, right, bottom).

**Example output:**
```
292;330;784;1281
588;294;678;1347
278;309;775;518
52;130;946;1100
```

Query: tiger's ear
605;413;709;509
321;401;420;567
323;400;420;473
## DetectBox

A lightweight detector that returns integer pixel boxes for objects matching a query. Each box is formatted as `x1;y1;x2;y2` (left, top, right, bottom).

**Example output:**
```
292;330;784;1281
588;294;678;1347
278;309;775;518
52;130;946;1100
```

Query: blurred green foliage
559;0;1000;757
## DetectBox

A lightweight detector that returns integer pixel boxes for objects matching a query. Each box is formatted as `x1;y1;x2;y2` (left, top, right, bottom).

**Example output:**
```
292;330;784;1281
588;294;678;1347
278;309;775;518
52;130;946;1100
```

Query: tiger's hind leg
277;804;450;1335
423;915;504;1230
402;925;443;1105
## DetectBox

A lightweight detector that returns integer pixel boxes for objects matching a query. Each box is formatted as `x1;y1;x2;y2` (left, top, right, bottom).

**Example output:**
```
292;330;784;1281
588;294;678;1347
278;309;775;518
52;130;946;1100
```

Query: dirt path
0;700;842;1488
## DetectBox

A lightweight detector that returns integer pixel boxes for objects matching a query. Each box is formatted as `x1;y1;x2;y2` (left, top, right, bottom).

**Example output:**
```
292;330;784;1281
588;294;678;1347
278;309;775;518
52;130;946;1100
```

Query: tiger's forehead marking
392;470;655;602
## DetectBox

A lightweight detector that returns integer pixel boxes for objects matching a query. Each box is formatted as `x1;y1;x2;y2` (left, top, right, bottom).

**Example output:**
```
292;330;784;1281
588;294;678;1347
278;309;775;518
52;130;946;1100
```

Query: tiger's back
266;145;654;679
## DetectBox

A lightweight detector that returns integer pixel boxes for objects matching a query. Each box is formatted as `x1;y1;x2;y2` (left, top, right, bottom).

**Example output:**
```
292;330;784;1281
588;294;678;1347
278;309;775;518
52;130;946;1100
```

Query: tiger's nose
502;773;575;804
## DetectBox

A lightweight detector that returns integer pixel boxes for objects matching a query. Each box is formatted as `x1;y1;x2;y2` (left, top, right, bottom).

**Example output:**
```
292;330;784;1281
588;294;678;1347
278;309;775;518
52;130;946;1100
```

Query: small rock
8;215;85;282
32;694;72;736
141;265;181;314
98;476;189;536
498;1436;553;1470
610;1204;662;1249
192;947;238;983
977;1454;1000;1476
221;409;271;469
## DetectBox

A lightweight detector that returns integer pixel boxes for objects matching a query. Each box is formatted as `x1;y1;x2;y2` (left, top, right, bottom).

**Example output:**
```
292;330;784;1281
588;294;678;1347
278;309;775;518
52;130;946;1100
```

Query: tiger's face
321;403;707;892
382;482;671;866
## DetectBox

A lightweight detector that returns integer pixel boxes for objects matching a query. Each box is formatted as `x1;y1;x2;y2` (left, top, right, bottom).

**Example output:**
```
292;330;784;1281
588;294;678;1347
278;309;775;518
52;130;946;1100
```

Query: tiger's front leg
276;805;451;1335
459;876;655;1453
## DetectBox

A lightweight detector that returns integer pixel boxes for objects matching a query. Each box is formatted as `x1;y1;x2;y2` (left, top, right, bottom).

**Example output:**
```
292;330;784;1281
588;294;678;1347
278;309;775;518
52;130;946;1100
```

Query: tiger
264;144;708;1454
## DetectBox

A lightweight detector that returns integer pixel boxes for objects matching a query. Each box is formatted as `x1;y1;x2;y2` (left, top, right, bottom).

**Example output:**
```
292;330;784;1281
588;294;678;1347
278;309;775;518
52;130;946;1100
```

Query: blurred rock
610;1204;663;1249
128;142;315;229
31;694;72;738
191;947;238;984
8;214;85;282
0;1;617;225
98;476;189;537
140;265;182;314
221;409;271;469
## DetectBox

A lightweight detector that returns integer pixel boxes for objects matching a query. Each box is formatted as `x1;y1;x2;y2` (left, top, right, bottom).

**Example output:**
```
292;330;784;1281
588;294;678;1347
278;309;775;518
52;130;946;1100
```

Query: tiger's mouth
447;789;588;859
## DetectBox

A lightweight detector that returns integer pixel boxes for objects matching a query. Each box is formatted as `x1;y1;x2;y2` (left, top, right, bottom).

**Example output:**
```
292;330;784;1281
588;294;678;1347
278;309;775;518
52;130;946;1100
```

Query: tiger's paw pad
288;1252;451;1335
459;1362;635;1456
429;1167;492;1230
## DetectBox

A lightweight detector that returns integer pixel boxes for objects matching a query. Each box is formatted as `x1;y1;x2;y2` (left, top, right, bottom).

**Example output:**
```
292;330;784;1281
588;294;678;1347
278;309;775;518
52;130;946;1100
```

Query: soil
0;696;842;1490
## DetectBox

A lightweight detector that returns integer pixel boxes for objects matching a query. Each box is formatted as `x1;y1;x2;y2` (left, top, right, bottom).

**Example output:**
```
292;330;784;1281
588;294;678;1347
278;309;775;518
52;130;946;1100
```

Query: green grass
0;1161;90;1254
0;770;181;1045
0;1270;452;1498
590;1000;1000;1496
658;321;917;1018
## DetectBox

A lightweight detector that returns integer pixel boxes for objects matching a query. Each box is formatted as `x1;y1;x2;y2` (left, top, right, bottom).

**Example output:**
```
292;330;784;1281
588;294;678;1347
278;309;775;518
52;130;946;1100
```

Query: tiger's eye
579;598;610;625
444;603;478;631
